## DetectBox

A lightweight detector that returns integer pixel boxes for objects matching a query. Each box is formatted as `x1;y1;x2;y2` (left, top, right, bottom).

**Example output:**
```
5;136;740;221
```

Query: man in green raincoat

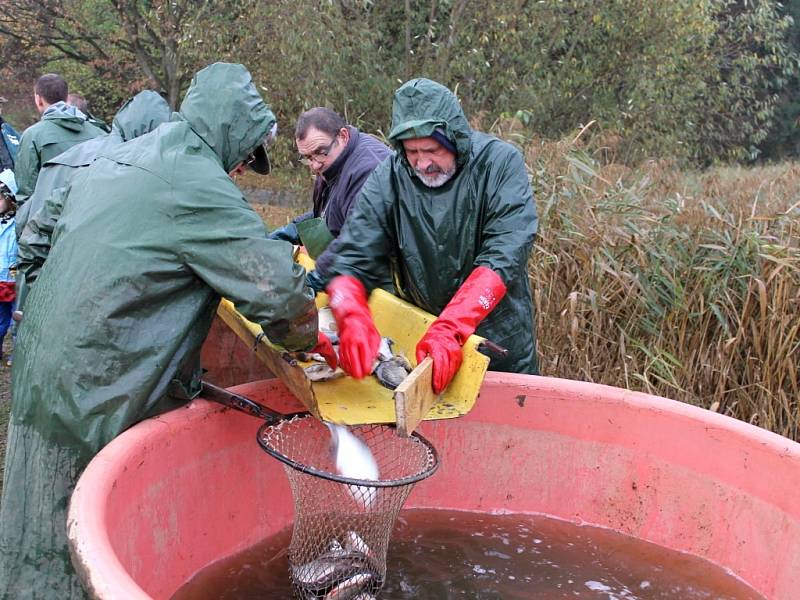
0;62;334;599
327;78;538;394
13;73;106;205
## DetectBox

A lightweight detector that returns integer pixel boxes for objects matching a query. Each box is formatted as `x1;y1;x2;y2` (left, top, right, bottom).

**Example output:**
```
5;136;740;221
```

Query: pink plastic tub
67;374;800;599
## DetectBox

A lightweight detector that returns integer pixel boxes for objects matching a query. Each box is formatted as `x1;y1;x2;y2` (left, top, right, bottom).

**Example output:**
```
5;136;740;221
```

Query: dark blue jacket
298;126;390;276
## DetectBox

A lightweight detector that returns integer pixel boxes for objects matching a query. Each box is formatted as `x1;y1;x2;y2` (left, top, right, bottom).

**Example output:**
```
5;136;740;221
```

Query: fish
323;572;377;600
326;423;380;509
301;334;412;390
304;363;346;382
291;549;378;599
292;558;345;587
327;538;347;556
371;337;412;390
344;531;372;557
375;337;395;362
373;354;412;390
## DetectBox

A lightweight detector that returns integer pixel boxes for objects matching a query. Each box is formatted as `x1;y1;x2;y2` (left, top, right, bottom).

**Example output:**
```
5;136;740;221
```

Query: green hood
15;90;173;237
13;102;105;204
41;91;172;170
388;78;472;168
112;90;171;142
178;62;276;172
41;101;89;133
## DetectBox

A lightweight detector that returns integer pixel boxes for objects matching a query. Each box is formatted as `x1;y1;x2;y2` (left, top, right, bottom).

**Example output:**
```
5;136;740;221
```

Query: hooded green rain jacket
0;63;315;599
13;101;105;205
332;78;538;373
16;90;171;238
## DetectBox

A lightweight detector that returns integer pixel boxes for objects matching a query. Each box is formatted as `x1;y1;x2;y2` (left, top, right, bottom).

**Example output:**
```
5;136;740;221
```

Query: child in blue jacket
0;169;17;365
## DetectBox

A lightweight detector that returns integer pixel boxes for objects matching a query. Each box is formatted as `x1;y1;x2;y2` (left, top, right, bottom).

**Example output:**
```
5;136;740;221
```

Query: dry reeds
528;134;800;440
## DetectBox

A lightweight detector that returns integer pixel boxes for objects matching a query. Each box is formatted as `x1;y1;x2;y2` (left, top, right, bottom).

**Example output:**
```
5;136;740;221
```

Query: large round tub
67;374;800;599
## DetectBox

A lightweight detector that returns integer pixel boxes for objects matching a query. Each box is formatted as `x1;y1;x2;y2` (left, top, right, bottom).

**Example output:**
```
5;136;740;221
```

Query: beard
414;164;456;188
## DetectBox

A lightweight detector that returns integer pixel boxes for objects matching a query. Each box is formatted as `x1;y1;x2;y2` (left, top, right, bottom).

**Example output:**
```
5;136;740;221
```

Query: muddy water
171;509;765;599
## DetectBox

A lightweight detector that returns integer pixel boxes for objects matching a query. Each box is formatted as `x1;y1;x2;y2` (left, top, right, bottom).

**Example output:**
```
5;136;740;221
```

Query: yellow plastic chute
216;253;489;430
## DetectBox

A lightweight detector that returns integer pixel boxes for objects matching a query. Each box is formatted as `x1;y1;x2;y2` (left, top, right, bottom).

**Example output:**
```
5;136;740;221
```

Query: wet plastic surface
68;375;800;599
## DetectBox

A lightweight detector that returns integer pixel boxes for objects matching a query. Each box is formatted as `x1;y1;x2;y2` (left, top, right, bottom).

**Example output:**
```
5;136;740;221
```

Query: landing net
257;416;439;598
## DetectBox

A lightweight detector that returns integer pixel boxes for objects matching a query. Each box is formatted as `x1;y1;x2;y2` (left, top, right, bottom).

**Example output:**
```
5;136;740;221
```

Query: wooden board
394;357;438;436
215;299;315;409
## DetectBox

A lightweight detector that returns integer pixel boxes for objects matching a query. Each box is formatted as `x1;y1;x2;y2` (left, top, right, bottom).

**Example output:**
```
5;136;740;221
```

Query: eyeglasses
298;137;338;166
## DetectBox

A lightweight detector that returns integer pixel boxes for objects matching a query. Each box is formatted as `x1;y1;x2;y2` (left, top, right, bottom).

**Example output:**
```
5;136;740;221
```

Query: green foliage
358;0;793;164
1;0;796;164
758;0;800;160
47;58;132;122
224;0;395;169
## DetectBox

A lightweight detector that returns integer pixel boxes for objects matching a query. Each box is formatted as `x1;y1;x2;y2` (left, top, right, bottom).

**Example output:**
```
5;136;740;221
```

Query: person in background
17;90;171;238
13;73;105;204
67;92;111;133
0;97;20;171
326;78;539;394
0;63;334;600
13;90;171;320
0;169;16;366
269;107;390;292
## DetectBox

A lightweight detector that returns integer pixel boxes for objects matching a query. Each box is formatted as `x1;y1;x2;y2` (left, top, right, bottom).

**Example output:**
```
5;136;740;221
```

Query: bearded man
326;78;539;394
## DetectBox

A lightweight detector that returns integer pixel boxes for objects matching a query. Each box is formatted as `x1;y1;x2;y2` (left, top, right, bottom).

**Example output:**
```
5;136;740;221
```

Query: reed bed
526;134;800;440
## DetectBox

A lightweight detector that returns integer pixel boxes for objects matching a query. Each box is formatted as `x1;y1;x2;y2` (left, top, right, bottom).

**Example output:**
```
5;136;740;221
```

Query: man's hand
327;275;380;378
415;266;507;393
306;269;326;294
267;222;299;244
415;325;464;394
311;331;337;369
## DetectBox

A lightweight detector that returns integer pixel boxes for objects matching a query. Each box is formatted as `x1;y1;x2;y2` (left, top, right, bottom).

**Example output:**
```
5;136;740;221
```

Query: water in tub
171;509;765;599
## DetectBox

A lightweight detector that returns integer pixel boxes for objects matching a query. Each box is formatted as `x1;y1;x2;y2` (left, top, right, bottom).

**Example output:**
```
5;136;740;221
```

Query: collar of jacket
320;125;359;183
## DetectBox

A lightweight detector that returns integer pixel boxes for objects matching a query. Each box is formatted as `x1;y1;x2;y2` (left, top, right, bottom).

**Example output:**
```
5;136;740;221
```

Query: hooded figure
0;63;321;599
16;90;172;238
13;100;105;204
327;78;538;392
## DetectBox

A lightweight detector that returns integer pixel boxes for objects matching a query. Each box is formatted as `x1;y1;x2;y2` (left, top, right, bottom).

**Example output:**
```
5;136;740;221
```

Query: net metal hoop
256;416;439;488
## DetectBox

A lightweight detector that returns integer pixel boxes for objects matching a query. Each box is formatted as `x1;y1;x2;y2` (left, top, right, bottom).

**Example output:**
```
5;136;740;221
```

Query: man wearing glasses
269;107;390;292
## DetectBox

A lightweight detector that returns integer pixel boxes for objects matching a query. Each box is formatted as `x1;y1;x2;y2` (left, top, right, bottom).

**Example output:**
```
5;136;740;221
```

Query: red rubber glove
416;266;507;393
312;331;338;370
327;275;381;378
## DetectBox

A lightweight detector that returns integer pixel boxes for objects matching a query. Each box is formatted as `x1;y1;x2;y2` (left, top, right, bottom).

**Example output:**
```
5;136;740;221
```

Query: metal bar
200;381;284;424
